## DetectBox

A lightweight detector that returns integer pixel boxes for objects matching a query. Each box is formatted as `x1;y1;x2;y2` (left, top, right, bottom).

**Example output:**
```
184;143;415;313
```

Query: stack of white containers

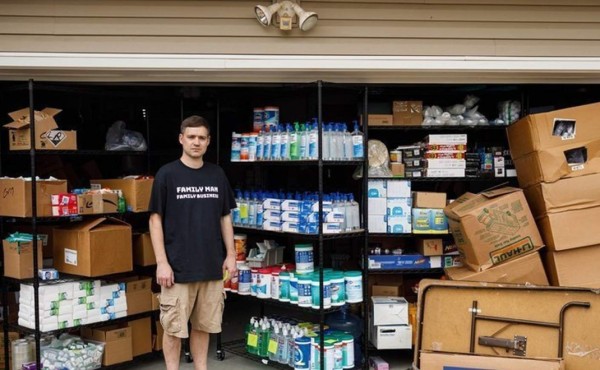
367;180;412;234
18;280;127;332
369;296;412;349
423;134;468;178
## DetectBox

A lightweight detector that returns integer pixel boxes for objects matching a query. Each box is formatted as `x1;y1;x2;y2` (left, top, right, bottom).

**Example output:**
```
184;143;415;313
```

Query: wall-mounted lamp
255;0;318;31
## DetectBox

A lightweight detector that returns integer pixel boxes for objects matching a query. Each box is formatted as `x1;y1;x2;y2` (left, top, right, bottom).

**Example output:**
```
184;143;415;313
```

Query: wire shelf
228;293;346;314
368;268;445;275
229;160;364;166
221;338;291;370
233;227;366;240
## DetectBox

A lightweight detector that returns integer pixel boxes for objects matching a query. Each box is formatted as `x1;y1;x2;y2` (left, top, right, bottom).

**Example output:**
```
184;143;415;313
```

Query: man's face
179;126;210;159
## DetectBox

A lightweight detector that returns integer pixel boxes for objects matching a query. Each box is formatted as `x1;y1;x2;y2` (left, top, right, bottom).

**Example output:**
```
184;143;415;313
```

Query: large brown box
133;232;156;266
123;276;152;315
445;251;548;285
0;178;67;217
82;325;133;366
3;107;77;150
420;351;564;370
365;114;393;126
53;217;133;277
415;279;600;370
3;239;43;279
77;193;119;214
371;285;401;297
393;100;423;126
444;187;543;271
546;244;600;288
537;205;600;251
507;102;600;160
91;178;153;212
127;317;152;357
512;139;600;188
523;173;600;216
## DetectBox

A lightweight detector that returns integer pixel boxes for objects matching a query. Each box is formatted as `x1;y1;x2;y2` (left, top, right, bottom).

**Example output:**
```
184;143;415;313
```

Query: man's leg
189;329;210;370
163;333;182;370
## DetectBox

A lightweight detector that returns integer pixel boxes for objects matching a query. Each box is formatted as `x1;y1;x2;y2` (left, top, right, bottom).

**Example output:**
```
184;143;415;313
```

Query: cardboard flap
3;120;30;129
77;217;108;231
41;107;62;117
480;186;520;199
7;108;31;122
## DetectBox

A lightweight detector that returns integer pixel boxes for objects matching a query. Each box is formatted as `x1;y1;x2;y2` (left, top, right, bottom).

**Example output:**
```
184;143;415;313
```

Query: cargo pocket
159;295;181;334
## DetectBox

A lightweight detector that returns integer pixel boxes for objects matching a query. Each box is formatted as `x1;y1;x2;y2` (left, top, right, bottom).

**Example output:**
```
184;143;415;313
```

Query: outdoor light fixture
254;0;318;31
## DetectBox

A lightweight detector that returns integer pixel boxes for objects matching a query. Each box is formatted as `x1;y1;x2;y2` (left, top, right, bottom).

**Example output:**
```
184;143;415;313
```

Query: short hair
180;115;211;135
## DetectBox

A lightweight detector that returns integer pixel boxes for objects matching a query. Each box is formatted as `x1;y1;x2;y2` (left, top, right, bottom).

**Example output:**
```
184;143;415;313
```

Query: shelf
228;292;346;314
9;311;156;336
229;160;364;166
368;176;513;182
369;233;450;238
233;227;366;240
2;211;150;223
368;268;444;275
367;125;508;131
6;150;149;156
221;338;291;370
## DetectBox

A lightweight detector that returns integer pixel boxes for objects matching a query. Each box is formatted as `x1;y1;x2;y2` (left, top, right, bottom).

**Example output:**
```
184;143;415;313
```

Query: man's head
179;115;211;160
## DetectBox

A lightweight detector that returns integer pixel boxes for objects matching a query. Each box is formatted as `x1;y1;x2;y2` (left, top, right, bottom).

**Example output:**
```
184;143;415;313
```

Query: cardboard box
372;285;400;297
366;114;393;126
390;162;405;177
91;178;153;212
0;332;19;369
415;279;600;370
413;192;447;209
444;187;544;271
3;239;43;279
128;317;152;357
133;233;156;266
81;325;133;366
153;320;164;351
371;296;409;325
415;239;444;256
151;292;160;311
370;324;412;349
507;102;600;160
546;244;600;288
393;100;423;126
523;173;600;216
445;251;549;285
538;205;600;251
368;254;441;270
8;225;54;257
420;352;564;370
77;193;119;215
53;217;133;277
3;107;77;150
123;276;152;315
0;178;67;217
512;139;600;188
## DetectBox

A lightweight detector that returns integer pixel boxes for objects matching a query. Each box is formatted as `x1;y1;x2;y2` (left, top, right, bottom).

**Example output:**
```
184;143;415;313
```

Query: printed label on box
64;248;78;266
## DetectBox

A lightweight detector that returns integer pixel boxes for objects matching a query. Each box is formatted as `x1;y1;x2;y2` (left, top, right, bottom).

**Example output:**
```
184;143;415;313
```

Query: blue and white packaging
387;180;411;198
263;221;282;231
282;222;299;233
301;201;333;213
368;198;387;215
368;215;387;233
262;198;282;210
387;216;412;234
323;223;342;234
368;180;387;198
263;209;282;221
281;211;300;222
281;199;301;211
386;197;412;217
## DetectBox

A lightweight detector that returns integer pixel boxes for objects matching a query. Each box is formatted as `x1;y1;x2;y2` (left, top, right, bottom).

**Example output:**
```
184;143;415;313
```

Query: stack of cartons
443;187;548;285
367;180;412;234
507;102;600;288
423;134;467;178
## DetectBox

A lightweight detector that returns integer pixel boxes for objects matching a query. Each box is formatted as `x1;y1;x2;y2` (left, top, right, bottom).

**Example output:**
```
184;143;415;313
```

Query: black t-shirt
149;160;236;283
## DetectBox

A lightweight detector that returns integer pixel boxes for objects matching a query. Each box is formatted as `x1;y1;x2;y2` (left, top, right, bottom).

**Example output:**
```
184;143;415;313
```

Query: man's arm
149;213;175;287
221;213;237;279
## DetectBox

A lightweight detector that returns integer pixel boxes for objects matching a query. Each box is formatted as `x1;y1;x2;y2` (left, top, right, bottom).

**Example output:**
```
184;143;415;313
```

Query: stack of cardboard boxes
443;187;549;285
508;102;600;288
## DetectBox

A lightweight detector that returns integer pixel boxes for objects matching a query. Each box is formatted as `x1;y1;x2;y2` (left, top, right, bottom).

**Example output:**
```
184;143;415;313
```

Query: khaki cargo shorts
159;280;224;338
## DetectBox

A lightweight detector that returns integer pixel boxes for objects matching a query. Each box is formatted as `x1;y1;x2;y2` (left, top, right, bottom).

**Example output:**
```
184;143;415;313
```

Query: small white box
282;222;299;233
371;296;409;325
323;223;342;234
368;180;387;198
425;168;466;178
386;180;411;198
263;209;282;221
368;198;387;215
386;197;411;217
262;198;282;210
281;211;299;222
387;216;412;234
368;215;386;233
263;221;282;231
370;324;412;350
425;134;467;144
281;199;301;211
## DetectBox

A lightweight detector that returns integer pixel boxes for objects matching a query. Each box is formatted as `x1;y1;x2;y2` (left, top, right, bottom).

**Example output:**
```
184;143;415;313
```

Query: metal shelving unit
233;226;365;240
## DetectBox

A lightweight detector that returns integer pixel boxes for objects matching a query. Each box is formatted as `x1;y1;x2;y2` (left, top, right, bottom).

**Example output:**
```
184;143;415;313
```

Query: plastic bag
367;140;393;177
497;100;521;125
464;95;480;109
105;120;147;151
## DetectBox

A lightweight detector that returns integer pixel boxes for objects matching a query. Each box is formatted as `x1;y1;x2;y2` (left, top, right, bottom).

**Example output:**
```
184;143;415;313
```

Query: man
149;115;237;370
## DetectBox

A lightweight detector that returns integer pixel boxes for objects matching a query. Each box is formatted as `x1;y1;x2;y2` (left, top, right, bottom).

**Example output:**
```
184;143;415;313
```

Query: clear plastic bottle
343;123;353;160
348;193;360;230
268;325;280;362
259;322;271;358
277;327;289;364
351;121;364;160
290;122;300;160
263;125;272;161
271;124;281;160
308;118;319;160
232;189;242;226
322;123;331;161
240;191;250;226
247;321;260;355
245;317;257;354
117;190;127;213
280;123;291;161
299;123;308;160
287;329;298;367
330;123;340;160
335;123;344;161
256;127;264;161
248;191;257;228
256;191;264;228
332;193;346;232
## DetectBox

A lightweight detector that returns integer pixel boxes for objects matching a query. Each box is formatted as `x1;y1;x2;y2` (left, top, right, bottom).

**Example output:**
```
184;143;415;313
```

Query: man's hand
157;262;175;288
222;255;237;281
